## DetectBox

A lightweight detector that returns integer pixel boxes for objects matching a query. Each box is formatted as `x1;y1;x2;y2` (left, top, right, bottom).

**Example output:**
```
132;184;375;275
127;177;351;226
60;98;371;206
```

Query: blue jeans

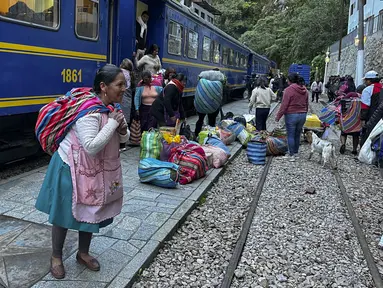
285;113;307;155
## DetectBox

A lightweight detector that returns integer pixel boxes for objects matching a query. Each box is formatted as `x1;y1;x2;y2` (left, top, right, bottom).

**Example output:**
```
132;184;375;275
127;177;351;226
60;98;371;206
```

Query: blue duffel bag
247;141;267;165
138;158;180;188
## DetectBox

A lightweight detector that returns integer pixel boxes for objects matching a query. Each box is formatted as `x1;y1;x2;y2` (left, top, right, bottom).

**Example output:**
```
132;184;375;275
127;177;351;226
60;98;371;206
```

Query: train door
107;0;120;64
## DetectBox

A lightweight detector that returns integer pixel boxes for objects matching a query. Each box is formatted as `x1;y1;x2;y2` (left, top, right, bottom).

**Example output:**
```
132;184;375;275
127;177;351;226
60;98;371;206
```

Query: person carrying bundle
194;68;226;136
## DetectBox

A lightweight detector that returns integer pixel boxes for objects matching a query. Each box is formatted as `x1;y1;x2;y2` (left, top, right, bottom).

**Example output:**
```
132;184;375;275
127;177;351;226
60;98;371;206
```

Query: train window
235;52;239;67
168;21;183;56
222;46;229;65
202;36;211;62
187;30;198;59
229;49;234;66
212;41;220;64
0;0;59;29
242;55;247;68
75;0;99;40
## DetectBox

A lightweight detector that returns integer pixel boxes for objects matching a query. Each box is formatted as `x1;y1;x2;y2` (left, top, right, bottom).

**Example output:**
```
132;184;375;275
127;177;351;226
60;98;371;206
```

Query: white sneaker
289;156;296;162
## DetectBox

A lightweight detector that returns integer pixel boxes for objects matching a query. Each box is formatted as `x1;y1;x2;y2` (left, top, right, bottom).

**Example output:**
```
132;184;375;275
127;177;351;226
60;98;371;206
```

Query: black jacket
136;21;147;50
361;90;383;145
151;84;185;124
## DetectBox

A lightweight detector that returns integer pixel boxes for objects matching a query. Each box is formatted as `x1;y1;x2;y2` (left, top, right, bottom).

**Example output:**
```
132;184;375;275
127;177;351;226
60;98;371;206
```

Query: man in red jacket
360;71;383;146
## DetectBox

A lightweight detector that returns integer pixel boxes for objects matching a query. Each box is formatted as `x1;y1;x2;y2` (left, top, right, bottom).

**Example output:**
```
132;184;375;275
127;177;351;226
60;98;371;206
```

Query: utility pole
356;0;365;85
337;0;345;75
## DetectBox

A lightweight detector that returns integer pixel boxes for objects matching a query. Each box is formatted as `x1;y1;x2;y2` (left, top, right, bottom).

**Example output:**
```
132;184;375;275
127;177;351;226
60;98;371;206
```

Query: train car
0;0;137;164
142;0;253;113
289;64;311;86
0;0;273;164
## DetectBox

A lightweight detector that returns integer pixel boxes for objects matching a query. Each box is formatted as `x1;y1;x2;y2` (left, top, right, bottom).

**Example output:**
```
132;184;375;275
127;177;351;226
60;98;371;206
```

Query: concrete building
348;0;383;33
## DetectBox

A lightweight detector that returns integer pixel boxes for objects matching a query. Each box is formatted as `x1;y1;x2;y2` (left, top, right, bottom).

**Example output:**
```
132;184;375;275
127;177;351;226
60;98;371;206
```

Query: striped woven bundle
129;119;142;145
35;87;116;155
194;78;223;114
247;141;267;165
266;137;288;156
340;99;362;134
138;158;179;188
169;144;208;185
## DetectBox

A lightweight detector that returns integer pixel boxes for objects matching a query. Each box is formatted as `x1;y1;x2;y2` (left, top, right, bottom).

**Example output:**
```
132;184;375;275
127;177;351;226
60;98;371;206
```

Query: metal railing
330;13;383;53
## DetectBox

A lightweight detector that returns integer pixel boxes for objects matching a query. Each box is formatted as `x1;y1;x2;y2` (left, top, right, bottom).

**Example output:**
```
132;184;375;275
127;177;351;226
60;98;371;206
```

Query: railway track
221;99;383;288
220;153;383;287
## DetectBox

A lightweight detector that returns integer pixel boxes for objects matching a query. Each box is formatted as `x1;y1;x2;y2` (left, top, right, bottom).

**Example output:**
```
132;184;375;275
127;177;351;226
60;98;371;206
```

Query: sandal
76;252;100;271
340;144;346;154
50;256;65;279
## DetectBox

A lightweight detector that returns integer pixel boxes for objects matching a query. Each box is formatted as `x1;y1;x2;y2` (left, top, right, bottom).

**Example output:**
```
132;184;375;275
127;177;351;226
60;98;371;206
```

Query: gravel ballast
133;151;265;287
132;100;379;287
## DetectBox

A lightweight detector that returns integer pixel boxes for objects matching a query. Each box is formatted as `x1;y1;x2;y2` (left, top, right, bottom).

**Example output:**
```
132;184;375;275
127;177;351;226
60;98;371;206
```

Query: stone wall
327;30;383;80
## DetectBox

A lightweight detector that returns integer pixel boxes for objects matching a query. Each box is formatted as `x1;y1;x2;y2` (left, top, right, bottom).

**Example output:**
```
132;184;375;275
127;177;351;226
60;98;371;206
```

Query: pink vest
68;114;123;224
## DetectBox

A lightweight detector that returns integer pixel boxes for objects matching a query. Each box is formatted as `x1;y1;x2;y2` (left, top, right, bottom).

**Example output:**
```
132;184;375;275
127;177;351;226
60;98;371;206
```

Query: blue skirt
35;152;113;233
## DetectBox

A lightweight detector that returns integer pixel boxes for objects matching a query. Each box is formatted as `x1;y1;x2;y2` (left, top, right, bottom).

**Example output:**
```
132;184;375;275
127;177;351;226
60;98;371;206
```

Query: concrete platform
0;99;259;288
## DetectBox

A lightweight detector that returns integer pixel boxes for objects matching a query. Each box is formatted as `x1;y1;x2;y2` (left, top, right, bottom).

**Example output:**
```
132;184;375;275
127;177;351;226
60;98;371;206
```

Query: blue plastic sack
227;122;245;137
247;141;267;165
204;135;231;156
138;158;179;188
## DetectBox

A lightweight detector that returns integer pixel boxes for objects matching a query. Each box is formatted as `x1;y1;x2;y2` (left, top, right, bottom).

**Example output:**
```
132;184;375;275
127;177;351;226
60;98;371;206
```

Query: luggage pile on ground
218;114;289;165
137;120;237;188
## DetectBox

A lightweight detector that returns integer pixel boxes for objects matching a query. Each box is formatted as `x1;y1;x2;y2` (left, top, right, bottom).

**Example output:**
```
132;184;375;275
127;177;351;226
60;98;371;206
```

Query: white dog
305;131;337;169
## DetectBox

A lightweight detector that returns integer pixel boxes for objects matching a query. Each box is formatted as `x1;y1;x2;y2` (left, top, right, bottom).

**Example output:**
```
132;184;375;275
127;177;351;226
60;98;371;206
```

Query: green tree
212;0;349;72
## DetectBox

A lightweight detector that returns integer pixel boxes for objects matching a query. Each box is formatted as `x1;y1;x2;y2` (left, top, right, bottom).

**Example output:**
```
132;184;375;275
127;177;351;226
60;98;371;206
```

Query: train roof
166;0;270;62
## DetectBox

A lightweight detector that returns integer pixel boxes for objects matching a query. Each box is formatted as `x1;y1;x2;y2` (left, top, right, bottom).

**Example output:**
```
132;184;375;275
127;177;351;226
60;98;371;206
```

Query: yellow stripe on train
0;97;58;108
0;42;107;61
162;58;246;73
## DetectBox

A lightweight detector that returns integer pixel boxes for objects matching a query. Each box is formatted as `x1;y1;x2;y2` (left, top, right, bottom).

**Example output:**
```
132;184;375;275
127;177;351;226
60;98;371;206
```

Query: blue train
0;0;275;164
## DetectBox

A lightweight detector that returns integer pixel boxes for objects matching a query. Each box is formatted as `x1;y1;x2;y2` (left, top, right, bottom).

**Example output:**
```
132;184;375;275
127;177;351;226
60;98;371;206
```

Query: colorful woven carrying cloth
194;78;223;114
35;87;118;155
340;98;362;134
319;103;338;125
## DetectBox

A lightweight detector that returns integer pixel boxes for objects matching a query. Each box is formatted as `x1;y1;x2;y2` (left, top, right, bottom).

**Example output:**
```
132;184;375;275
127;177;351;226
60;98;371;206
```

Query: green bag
140;129;163;160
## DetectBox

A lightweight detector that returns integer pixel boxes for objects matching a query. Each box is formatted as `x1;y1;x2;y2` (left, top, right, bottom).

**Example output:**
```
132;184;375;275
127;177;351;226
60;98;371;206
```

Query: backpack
35;87;115;155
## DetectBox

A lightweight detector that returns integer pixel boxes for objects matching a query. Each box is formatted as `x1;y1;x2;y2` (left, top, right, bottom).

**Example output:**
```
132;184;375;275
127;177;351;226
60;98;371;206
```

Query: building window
194;8;199;15
75;0;99;40
350;3;355;16
0;0;59;29
168;21;183;56
208;16;213;24
202;36;211;62
187;30;198;59
212;41;220;64
201;12;205;19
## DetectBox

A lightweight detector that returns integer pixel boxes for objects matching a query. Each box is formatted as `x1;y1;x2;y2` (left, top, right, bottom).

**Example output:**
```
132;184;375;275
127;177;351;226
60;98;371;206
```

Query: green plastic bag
140;129;162;160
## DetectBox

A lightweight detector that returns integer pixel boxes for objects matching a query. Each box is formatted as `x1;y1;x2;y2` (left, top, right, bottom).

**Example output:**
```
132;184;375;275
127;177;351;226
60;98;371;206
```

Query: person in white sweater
136;44;162;75
35;64;129;279
248;77;277;131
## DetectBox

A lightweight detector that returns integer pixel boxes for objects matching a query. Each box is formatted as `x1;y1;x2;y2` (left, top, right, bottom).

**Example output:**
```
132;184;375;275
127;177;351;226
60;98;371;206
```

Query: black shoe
340;145;346;155
352;150;357;156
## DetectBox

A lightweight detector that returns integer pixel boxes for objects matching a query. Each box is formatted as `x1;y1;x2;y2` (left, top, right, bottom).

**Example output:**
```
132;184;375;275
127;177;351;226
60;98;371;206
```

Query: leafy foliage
212;0;349;74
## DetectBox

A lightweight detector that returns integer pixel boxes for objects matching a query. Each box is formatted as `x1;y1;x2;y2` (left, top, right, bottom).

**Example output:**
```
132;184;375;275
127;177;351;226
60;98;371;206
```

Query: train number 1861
61;69;83;83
